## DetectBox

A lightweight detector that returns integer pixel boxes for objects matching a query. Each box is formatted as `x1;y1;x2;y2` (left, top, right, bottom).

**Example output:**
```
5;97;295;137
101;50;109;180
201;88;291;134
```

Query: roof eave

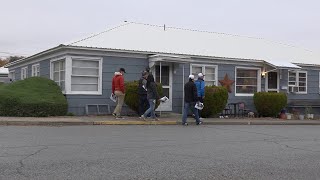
4;45;65;68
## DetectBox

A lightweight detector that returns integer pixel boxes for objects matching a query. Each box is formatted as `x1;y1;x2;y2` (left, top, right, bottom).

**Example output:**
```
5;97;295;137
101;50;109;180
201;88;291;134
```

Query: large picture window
71;59;100;92
50;56;102;95
191;64;217;86
288;71;307;93
235;67;261;95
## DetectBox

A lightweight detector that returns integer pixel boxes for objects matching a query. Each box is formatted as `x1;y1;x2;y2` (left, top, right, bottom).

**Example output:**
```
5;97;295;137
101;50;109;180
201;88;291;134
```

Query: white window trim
69;56;103;95
9;70;15;81
31;64;40;77
21;66;28;80
50;56;103;95
265;70;279;92
190;64;218;86
235;66;261;97
288;70;307;94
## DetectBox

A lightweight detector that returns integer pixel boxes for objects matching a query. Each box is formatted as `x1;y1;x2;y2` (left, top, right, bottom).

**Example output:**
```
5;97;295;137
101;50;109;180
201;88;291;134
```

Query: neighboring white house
0;67;9;83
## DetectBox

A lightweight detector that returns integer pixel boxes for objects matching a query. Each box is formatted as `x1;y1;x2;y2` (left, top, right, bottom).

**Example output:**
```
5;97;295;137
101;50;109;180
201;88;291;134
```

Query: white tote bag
110;93;117;103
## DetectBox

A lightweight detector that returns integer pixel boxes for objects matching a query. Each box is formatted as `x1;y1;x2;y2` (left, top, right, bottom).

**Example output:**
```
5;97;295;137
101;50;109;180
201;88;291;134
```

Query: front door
266;71;279;92
154;64;172;111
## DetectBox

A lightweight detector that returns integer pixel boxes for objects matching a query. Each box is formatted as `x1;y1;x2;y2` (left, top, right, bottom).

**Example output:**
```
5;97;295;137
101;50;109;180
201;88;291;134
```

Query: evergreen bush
0;77;68;117
201;86;228;117
253;92;287;117
124;81;163;114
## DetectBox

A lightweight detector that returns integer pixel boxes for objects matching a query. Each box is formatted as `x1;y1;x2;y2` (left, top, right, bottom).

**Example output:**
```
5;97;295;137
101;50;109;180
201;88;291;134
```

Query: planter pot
299;114;305;120
286;114;292;120
280;113;286;119
307;114;314;119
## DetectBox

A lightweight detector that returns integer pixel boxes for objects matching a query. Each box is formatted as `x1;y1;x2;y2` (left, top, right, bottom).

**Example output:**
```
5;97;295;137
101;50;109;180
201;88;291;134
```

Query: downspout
182;64;185;114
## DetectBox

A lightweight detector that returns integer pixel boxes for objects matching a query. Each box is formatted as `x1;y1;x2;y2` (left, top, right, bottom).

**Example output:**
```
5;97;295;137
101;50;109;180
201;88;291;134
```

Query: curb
0;121;94;126
1;120;320;126
93;121;177;125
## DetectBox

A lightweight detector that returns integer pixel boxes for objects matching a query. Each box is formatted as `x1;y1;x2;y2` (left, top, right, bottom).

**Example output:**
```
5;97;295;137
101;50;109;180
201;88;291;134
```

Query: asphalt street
0;125;320;180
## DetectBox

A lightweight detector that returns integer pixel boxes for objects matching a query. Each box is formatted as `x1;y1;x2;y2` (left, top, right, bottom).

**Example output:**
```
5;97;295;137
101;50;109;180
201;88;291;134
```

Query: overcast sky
0;0;319;57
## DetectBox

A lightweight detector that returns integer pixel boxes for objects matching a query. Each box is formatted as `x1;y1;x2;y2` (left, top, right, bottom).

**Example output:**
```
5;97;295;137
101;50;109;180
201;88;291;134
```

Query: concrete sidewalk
1;115;320;126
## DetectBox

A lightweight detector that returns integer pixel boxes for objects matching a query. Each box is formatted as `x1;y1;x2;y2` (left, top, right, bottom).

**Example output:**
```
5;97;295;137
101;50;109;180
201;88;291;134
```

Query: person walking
141;75;159;121
138;70;149;116
112;68;126;119
194;73;205;118
182;75;202;126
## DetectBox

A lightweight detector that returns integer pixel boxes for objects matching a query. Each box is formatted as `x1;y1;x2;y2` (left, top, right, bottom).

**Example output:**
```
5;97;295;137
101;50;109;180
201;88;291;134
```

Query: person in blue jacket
194;73;205;117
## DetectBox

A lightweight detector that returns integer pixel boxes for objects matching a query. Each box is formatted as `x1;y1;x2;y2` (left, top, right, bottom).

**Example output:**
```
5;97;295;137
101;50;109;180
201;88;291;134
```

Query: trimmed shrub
201;86;228;118
0;77;68;117
124;81;163;114
253;92;287;117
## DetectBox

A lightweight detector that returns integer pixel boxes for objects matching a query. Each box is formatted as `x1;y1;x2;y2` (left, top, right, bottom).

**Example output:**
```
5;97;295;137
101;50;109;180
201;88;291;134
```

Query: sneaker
152;117;159;121
196;121;203;125
116;116;124;119
182;122;188;126
112;113;117;117
140;115;147;121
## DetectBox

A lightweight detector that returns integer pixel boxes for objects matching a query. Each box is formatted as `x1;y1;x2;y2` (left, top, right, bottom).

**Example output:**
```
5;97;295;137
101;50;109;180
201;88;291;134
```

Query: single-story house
5;22;320;116
0;67;9;83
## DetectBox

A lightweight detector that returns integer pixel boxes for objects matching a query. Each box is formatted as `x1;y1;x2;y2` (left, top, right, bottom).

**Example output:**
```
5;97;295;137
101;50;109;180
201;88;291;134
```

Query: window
31;64;40;77
191;64;217;86
51;60;65;91
9;71;15;81
71;58;100;92
235;67;261;95
21;66;28;80
50;56;102;95
288;71;307;93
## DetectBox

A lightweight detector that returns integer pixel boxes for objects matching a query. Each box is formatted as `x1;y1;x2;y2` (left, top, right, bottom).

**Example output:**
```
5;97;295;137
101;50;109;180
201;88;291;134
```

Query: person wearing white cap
182;75;202;126
195;73;205;118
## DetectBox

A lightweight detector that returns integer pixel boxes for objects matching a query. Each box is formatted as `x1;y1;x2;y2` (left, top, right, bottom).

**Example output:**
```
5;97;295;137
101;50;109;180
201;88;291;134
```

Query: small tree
201;86;228;118
253;92;287;117
124;81;163;114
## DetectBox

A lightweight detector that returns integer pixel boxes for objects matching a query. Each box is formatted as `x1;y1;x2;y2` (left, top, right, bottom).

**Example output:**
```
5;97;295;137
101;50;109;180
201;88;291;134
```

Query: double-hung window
21;66;28;80
9;70;15;81
235;67;261;96
191;64;218;86
52;59;65;91
31;64;40;77
288;71;307;93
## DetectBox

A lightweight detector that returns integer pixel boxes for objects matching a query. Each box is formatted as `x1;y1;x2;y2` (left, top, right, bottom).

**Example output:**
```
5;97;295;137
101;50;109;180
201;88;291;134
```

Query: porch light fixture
261;71;266;78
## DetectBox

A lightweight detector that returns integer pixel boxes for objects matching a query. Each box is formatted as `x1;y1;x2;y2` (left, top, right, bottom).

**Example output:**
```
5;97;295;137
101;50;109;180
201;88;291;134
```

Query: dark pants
182;102;200;124
138;94;149;116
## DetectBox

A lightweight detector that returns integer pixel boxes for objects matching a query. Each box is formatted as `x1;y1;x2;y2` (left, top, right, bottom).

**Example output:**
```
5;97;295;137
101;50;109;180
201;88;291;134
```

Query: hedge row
0;77;68;117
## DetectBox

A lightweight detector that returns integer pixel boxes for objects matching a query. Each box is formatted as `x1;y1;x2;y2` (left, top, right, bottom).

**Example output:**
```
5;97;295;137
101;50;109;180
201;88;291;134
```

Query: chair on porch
238;102;250;117
222;104;232;117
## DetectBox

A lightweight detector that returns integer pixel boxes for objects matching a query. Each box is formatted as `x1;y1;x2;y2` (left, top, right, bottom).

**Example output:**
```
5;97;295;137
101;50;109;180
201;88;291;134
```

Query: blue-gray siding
7;51;320;117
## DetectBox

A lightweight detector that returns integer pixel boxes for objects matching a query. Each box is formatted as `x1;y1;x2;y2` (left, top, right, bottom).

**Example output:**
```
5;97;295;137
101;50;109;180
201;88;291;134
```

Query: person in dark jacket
138;71;149;116
182;75;202;126
141;74;159;121
194;73;205;118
